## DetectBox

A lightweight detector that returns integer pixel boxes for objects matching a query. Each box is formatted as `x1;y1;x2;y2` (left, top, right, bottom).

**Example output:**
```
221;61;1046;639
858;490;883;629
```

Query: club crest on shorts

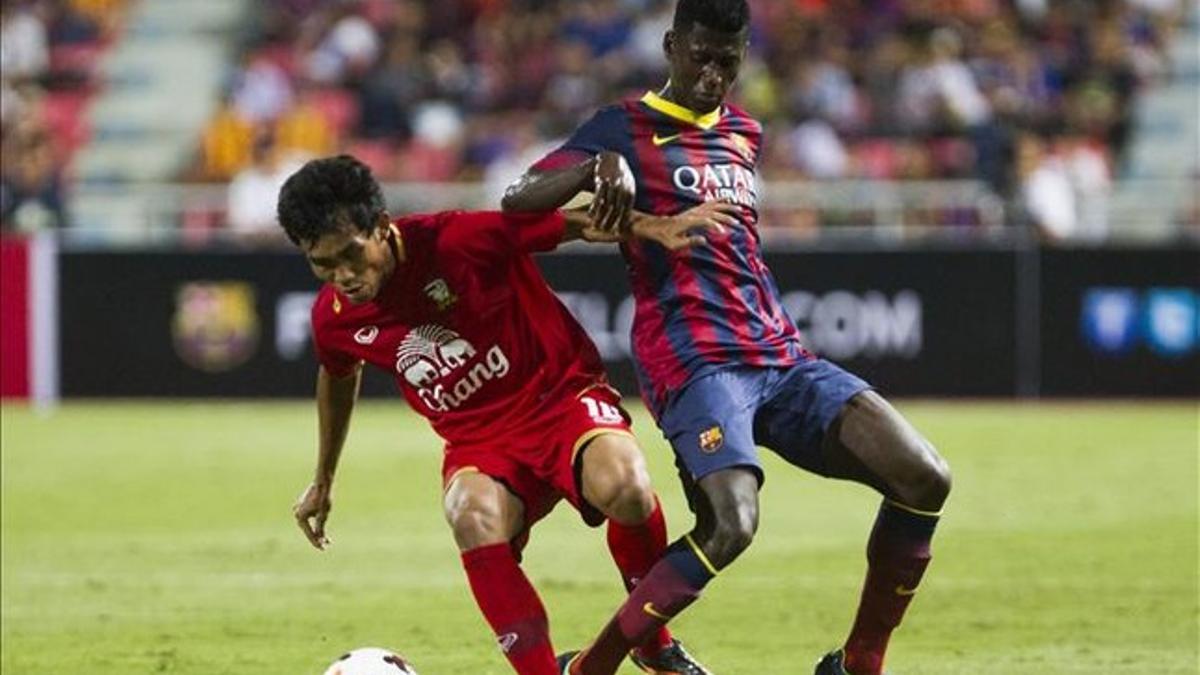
424;278;458;311
698;425;724;453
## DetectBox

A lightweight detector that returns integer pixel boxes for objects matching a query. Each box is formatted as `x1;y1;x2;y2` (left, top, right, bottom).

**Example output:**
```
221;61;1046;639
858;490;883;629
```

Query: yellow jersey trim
443;465;481;493
641;91;722;130
575;382;622;400
570;428;637;465
684;532;720;576
886;498;943;518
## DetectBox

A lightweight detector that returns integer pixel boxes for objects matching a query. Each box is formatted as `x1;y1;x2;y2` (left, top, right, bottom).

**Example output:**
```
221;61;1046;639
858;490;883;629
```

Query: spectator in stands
301;0;380;85
232;51;294;124
896;27;992;134
225;132;303;244
1017;131;1111;244
61;0;126;41
626;0;672;84
356;31;422;140
200;94;256;181
275;86;336;157
424;38;470;104
0;1;49;84
1;107;66;231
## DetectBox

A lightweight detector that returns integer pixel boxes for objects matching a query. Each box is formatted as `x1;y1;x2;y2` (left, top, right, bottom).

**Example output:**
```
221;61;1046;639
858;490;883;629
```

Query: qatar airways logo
673;163;757;207
394;324;510;412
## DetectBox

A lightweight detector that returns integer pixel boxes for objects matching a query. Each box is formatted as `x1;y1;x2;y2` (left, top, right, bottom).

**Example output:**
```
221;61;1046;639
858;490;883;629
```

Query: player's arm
503;151;634;234
560;201;739;251
293;363;362;551
501;106;634;232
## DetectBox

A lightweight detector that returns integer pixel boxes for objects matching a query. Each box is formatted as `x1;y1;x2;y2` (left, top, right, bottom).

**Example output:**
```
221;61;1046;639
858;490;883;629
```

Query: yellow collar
641;91;722;130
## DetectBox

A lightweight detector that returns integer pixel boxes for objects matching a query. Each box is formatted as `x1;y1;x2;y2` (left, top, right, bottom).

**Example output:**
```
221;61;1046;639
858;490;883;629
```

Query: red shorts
441;385;634;545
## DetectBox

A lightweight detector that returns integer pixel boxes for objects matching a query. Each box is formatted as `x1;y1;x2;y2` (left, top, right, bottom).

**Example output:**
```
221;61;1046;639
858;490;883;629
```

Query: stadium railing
66;179;1014;247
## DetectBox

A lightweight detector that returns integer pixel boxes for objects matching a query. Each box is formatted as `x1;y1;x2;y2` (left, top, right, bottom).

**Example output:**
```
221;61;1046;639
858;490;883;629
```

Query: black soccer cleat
629;638;713;675
556;650;581;675
814;649;889;675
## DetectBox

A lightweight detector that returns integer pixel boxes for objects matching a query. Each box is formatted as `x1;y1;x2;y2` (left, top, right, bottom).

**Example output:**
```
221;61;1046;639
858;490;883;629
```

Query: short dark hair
672;0;750;34
276;155;386;246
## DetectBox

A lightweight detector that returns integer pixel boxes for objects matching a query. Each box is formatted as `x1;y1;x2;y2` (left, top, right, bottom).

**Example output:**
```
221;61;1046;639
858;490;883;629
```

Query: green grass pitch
2;400;1197;674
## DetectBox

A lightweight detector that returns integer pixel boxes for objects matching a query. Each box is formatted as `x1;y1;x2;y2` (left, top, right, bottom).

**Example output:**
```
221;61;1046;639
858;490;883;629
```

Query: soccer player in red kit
279;156;736;675
503;2;952;674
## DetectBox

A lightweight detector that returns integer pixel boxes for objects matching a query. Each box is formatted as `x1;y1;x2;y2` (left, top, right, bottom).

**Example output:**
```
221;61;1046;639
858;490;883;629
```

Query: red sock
462;543;558;675
605;496;673;657
576;535;715;675
843;501;940;675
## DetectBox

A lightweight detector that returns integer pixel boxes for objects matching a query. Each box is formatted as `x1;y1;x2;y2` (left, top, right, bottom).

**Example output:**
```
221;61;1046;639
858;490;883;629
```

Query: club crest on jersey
730;132;753;161
424;278;458;311
353;325;379;344
698;425;724;453
395;324;510;412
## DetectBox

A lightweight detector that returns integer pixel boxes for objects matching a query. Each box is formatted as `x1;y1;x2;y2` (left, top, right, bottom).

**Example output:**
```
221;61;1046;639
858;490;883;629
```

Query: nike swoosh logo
652;133;682;146
642;601;670;620
895;584;919;596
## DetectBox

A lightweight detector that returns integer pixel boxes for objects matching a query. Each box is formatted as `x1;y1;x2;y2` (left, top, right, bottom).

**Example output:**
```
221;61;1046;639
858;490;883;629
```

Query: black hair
276;154;386;246
672;0;750;34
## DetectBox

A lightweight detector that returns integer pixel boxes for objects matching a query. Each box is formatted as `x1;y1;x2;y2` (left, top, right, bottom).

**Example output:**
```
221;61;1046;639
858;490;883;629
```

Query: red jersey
310;210;610;448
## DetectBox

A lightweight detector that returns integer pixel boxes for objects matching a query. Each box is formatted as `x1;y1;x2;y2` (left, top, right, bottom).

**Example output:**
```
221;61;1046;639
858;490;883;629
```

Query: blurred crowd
192;0;1189;236
1;0;1192;237
0;0;125;232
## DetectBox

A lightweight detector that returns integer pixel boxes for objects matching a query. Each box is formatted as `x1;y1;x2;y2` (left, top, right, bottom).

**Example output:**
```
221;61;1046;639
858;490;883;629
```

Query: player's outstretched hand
294;480;333;550
590;151;635;235
634;200;740;251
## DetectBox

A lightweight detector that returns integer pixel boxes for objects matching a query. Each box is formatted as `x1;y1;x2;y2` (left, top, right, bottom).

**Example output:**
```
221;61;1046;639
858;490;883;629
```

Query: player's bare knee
583;441;655;524
589;460;655;524
898;439;952;511
445;497;507;551
705;502;758;568
603;478;656;524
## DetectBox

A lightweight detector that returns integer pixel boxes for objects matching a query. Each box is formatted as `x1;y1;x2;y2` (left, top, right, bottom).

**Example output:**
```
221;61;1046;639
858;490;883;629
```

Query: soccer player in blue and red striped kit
503;1;952;673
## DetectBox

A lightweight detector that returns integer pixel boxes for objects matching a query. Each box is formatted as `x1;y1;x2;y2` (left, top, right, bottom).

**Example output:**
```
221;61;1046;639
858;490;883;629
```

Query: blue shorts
658;359;871;489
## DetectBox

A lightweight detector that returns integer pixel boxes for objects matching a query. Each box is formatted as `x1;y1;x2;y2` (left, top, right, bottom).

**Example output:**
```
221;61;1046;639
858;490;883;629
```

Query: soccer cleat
629;639;713;675
557;650;582;675
814;649;889;675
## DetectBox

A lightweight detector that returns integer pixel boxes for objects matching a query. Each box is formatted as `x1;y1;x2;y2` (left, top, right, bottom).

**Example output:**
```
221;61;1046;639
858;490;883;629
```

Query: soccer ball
322;647;418;675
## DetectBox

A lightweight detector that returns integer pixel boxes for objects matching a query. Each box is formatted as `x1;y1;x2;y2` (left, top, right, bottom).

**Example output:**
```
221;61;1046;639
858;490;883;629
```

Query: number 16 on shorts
581;395;624;424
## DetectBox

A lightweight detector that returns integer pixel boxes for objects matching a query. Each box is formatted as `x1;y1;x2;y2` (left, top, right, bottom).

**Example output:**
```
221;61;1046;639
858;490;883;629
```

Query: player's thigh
826;389;950;509
753;358;872;476
578;431;654;522
442;470;526;551
548;386;643;523
660;369;765;507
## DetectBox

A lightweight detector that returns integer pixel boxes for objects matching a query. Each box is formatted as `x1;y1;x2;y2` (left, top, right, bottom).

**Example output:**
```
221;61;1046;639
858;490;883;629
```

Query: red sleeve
507;210;567;253
440;210;566;265
311;291;360;378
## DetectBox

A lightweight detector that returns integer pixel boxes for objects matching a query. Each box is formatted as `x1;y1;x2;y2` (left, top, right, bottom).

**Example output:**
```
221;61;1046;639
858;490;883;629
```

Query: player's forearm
560;209;592;242
314;364;362;484
559;208;661;244
501;160;595;212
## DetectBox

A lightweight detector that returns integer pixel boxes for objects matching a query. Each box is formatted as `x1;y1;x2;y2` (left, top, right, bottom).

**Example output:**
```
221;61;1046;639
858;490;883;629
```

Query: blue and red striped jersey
537;92;812;413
